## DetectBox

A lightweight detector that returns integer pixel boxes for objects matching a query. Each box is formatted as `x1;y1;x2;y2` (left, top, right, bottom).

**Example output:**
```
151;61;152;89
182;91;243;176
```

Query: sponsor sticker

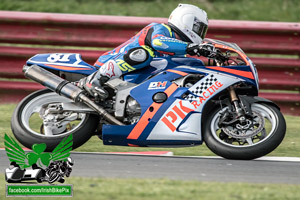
161;80;224;132
148;81;167;90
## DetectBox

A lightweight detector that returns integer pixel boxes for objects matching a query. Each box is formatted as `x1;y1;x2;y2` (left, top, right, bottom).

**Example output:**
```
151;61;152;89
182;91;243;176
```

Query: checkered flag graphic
185;74;218;100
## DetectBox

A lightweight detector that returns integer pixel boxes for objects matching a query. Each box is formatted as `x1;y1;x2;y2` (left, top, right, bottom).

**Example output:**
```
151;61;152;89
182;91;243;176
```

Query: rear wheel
11;89;99;151
204;103;286;160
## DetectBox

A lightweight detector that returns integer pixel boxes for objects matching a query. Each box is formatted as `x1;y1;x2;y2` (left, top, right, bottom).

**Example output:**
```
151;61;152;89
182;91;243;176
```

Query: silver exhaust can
23;65;83;101
23;65;124;125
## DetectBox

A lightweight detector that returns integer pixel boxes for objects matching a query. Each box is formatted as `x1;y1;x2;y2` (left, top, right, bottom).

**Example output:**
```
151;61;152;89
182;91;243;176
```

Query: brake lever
214;50;229;63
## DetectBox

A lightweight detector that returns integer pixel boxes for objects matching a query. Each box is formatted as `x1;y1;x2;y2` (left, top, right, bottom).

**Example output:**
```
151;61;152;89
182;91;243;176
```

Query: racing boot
76;71;109;100
76;60;122;100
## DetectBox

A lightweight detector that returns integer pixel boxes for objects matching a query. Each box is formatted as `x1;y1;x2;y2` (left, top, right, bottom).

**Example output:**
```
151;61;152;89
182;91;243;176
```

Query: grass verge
2;103;300;157
0;174;300;200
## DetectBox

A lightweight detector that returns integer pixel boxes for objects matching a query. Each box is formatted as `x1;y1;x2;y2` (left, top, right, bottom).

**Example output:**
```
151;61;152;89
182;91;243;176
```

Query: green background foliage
1;0;299;22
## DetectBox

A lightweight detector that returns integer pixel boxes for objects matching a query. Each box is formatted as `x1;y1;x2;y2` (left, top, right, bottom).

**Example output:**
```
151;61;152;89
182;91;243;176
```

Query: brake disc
221;111;265;139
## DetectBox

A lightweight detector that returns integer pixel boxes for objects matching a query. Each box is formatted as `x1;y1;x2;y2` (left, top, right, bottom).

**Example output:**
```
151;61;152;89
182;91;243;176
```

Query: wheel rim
210;103;278;148
21;91;87;138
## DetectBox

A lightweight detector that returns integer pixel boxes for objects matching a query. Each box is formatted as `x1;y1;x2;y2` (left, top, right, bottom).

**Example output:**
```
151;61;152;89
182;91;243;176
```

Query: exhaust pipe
23;65;83;101
23;65;124;126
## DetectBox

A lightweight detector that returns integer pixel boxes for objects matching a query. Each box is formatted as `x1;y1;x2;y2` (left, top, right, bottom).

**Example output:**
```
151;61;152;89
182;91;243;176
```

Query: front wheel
204;103;286;160
11;89;99;151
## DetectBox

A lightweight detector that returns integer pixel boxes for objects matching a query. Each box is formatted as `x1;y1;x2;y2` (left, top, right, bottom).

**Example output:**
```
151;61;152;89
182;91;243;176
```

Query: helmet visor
192;17;208;40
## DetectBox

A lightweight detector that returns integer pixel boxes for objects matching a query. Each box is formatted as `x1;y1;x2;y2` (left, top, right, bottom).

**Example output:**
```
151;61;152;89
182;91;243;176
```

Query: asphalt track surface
1;150;299;184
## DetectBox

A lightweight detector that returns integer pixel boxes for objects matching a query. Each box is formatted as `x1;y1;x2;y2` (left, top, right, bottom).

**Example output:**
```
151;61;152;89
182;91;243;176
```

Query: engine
124;96;141;124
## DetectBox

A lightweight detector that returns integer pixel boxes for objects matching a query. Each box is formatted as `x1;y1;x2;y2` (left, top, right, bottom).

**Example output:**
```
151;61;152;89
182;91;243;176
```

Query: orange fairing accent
207;66;254;79
166;69;188;76
128;143;139;147
127;83;178;140
45;64;93;71
213;43;250;65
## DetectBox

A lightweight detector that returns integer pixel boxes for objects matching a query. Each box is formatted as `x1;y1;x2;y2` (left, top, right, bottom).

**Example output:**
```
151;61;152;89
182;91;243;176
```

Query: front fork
228;86;247;125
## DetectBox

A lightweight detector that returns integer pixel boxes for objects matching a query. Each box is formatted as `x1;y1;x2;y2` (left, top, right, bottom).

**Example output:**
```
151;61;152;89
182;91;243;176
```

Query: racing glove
187;43;216;58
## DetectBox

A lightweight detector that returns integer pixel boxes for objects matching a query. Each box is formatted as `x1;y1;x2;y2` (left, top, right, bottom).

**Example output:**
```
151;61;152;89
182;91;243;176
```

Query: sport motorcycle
11;39;286;160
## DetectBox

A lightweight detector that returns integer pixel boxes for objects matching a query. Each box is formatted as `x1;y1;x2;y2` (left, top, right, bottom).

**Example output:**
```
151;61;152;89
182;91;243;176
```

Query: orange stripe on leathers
127;83;178;140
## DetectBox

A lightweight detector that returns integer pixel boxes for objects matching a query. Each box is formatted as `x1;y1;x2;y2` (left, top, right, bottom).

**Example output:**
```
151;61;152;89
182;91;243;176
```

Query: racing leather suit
94;23;191;79
78;22;209;98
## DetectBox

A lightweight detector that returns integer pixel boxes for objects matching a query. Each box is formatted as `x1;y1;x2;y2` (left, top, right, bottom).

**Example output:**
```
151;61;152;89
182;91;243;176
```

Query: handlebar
214;50;228;63
202;47;228;64
197;43;228;64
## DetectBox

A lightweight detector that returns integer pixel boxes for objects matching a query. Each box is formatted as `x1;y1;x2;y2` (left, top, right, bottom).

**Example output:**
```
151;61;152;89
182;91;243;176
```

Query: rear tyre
11;89;99;151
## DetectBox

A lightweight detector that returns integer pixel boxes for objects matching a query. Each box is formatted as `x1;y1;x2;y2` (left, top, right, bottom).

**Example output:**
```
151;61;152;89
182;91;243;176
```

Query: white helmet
168;4;208;44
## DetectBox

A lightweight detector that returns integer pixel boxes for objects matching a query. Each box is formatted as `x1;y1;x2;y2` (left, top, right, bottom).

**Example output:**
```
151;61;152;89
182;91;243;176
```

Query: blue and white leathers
94;23;190;77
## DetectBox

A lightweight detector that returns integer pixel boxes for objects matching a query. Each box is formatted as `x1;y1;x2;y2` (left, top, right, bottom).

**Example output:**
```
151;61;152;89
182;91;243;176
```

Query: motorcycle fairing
174;65;257;89
146;72;241;142
123;57;205;84
124;56;256;88
102;65;243;147
25;53;256;147
26;53;98;75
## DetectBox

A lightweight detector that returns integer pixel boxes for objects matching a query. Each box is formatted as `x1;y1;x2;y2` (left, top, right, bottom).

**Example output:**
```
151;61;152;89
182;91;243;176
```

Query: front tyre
204;103;286;160
11;89;99;151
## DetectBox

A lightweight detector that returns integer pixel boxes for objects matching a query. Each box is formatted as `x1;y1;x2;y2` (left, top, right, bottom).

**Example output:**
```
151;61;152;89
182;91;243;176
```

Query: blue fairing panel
102;124;202;146
123;57;204;84
102;57;207;146
170;57;204;66
102;69;195;147
102;124;136;146
26;53;98;75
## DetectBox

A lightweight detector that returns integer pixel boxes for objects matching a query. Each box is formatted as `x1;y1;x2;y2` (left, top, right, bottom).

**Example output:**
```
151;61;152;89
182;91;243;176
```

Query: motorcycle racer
77;4;215;99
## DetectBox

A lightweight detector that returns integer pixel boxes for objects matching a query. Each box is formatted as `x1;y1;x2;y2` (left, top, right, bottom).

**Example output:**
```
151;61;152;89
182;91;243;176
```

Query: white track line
1;148;299;162
255;156;300;162
72;151;300;162
78;152;300;162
